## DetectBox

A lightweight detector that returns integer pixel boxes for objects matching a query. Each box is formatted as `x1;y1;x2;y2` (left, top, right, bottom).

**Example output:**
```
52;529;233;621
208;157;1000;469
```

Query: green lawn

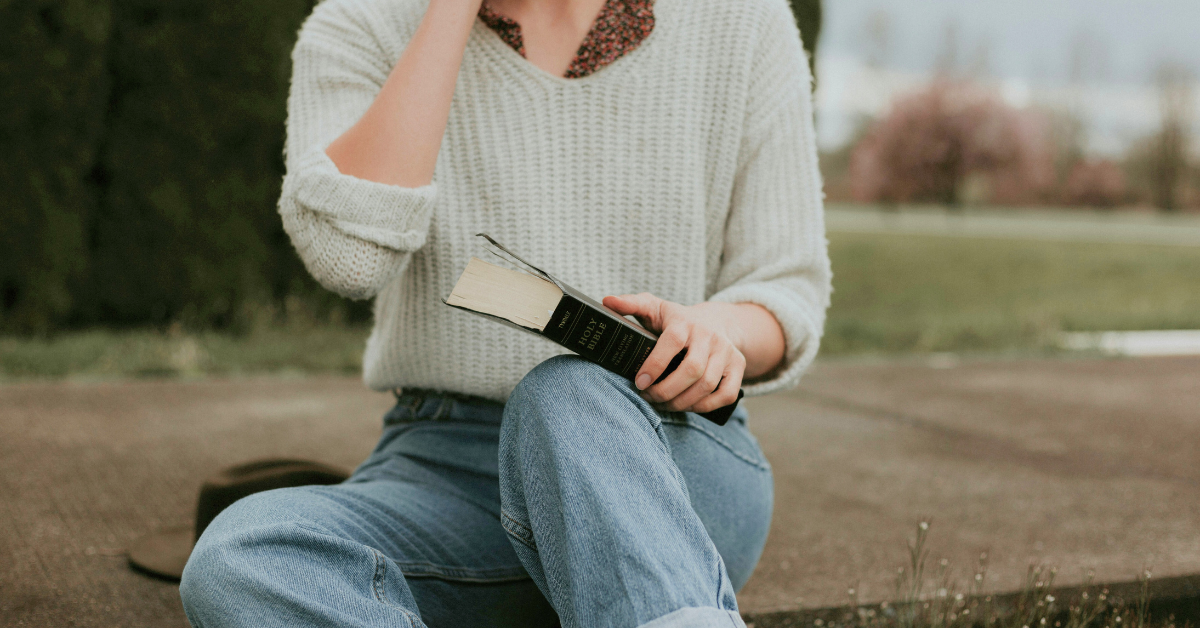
822;232;1200;356
2;232;1199;380
0;326;370;381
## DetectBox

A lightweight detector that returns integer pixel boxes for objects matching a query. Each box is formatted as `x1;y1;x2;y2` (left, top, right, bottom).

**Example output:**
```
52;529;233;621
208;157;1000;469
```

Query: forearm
325;0;482;187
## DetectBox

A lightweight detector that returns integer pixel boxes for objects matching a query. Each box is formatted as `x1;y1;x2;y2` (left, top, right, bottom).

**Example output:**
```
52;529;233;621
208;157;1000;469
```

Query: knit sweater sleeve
707;0;832;396
278;0;436;300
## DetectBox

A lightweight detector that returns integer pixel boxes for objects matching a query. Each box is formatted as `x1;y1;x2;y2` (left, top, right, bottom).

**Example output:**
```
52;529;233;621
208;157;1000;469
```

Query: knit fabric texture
280;0;831;401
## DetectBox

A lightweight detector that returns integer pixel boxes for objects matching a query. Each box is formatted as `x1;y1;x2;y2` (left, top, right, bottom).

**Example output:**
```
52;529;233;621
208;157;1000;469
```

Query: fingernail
635;374;651;390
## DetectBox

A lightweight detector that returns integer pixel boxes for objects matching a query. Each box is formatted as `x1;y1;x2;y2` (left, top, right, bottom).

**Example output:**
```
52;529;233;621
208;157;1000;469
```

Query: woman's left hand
603;293;765;414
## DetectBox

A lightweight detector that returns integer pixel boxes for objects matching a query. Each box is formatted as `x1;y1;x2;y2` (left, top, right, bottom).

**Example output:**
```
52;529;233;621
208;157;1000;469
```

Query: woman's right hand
325;0;483;188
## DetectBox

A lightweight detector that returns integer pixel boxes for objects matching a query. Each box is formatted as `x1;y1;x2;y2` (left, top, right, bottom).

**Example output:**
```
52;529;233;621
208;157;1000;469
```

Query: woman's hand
602;293;786;414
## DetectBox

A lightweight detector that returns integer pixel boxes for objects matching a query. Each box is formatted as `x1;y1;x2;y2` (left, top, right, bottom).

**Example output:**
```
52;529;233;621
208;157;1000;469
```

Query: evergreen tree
0;0;112;333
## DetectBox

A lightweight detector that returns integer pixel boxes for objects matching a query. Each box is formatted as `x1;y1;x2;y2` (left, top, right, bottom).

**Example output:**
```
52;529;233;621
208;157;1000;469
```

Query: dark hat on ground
127;458;350;581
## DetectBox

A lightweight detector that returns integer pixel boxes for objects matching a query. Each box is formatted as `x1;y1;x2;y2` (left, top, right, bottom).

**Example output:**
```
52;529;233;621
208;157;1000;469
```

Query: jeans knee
513;354;629;403
503;356;660;452
179;532;234;617
518;354;610;390
179;488;319;617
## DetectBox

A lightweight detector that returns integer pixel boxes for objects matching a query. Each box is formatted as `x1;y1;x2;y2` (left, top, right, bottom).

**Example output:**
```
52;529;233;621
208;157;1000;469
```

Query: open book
444;234;742;425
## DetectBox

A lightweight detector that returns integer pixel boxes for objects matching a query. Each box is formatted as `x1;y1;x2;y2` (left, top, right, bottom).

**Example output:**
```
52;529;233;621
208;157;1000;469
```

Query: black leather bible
443;234;743;426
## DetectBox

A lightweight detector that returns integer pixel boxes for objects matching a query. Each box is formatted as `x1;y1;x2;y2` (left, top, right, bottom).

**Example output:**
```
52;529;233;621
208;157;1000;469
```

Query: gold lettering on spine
576;318;607;351
608;330;635;370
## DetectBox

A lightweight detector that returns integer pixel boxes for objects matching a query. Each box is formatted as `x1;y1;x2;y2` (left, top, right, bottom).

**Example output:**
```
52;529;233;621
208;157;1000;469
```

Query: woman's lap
182;357;772;627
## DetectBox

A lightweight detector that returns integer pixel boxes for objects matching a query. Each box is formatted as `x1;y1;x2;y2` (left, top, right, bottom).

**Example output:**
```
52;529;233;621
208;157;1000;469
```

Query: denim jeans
180;356;774;628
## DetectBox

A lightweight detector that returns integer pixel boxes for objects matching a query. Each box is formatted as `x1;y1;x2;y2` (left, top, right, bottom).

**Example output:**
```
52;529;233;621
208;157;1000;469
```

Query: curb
744;575;1200;628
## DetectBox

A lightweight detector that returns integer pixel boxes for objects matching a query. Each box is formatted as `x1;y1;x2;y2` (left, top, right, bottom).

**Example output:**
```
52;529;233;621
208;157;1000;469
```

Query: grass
746;521;1184;628
0;325;370;381
2;232;1199;380
822;233;1200;356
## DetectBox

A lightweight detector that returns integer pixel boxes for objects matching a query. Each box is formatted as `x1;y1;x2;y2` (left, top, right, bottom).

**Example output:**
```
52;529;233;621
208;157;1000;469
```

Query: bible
443;234;743;426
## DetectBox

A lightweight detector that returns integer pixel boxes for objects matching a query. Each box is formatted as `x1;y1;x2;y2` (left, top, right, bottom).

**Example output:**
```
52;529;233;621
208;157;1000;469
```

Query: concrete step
1;355;1197;626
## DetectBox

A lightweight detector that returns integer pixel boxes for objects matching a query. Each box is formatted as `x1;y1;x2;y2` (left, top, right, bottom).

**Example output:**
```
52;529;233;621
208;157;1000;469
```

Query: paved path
2;357;1198;626
826;204;1200;246
740;355;1200;612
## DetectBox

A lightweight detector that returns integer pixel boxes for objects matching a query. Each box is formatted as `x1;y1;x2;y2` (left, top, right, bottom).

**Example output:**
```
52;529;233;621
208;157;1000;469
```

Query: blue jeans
180;356;774;628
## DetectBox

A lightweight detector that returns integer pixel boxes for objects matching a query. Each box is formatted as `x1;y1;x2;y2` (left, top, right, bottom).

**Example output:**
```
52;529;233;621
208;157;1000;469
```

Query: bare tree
1052;30;1111;194
1151;62;1194;211
1068;29;1111;85
864;9;891;69
968;37;992;79
934;20;960;77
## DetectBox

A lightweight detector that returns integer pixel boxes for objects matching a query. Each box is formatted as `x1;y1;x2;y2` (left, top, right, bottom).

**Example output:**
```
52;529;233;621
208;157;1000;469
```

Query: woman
179;0;829;625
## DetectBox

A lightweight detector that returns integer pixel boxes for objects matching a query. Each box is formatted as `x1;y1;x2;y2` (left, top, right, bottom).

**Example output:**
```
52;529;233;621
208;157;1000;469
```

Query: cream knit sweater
280;0;831;401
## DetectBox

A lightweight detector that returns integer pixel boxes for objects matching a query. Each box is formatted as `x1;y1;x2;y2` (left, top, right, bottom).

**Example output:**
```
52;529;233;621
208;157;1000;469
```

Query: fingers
634;321;689;391
643;330;711;405
608;293;743;414
690;351;745;414
664;343;731;412
602;293;665;332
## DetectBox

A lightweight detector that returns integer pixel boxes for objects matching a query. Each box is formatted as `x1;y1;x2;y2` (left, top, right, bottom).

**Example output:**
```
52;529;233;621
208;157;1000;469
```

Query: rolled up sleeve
278;0;436;299
708;0;832;396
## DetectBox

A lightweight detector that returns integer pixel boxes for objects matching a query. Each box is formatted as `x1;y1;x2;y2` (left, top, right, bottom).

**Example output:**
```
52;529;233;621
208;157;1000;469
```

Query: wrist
712;301;785;378
419;0;484;38
428;0;484;15
694;301;751;354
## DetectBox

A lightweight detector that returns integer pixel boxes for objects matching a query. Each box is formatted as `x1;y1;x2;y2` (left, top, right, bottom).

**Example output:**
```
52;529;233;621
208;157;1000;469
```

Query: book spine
542;294;653;380
541;294;741;426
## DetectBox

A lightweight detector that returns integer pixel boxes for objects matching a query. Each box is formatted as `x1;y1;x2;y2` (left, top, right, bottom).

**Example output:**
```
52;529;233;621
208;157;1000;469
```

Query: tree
789;0;821;83
1150;63;1193;212
849;80;1054;206
86;0;319;327
0;0;112;333
1062;159;1127;208
863;10;890;70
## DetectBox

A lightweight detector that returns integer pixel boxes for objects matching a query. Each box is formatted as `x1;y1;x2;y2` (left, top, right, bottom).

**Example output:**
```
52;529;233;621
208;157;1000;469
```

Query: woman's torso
330;0;785;398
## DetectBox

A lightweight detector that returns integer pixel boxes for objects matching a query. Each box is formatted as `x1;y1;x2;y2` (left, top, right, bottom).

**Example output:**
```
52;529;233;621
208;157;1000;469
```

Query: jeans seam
370;549;425;626
660;416;770;471
395;560;530;583
294;498;528;584
371;548;388;603
500;510;537;551
434;396;452;420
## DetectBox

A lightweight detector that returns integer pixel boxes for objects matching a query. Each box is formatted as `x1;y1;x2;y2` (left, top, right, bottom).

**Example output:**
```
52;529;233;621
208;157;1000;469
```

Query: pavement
2;356;1198;627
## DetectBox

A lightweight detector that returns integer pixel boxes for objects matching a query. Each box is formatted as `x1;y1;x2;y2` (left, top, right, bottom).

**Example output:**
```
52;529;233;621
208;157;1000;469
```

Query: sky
813;0;1200;154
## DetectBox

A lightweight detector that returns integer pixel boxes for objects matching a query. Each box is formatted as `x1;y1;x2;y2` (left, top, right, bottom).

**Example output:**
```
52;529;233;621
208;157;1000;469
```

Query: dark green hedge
1;0;111;333
1;0;819;334
87;0;317;327
789;0;821;80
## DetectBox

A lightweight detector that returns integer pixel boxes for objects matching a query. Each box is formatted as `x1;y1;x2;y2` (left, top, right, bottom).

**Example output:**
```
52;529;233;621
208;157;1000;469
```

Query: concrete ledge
2;355;1198;626
745;574;1200;628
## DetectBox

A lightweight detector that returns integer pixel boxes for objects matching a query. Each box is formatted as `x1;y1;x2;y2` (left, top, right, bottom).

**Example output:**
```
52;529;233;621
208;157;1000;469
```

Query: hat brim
126;459;351;582
127;525;192;581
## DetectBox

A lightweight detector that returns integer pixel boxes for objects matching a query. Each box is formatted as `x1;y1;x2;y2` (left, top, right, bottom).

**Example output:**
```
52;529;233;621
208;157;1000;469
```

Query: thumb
603;293;665;331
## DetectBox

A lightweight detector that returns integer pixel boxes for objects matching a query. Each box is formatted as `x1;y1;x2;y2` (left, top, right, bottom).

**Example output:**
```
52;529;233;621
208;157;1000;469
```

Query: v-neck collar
470;0;667;84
